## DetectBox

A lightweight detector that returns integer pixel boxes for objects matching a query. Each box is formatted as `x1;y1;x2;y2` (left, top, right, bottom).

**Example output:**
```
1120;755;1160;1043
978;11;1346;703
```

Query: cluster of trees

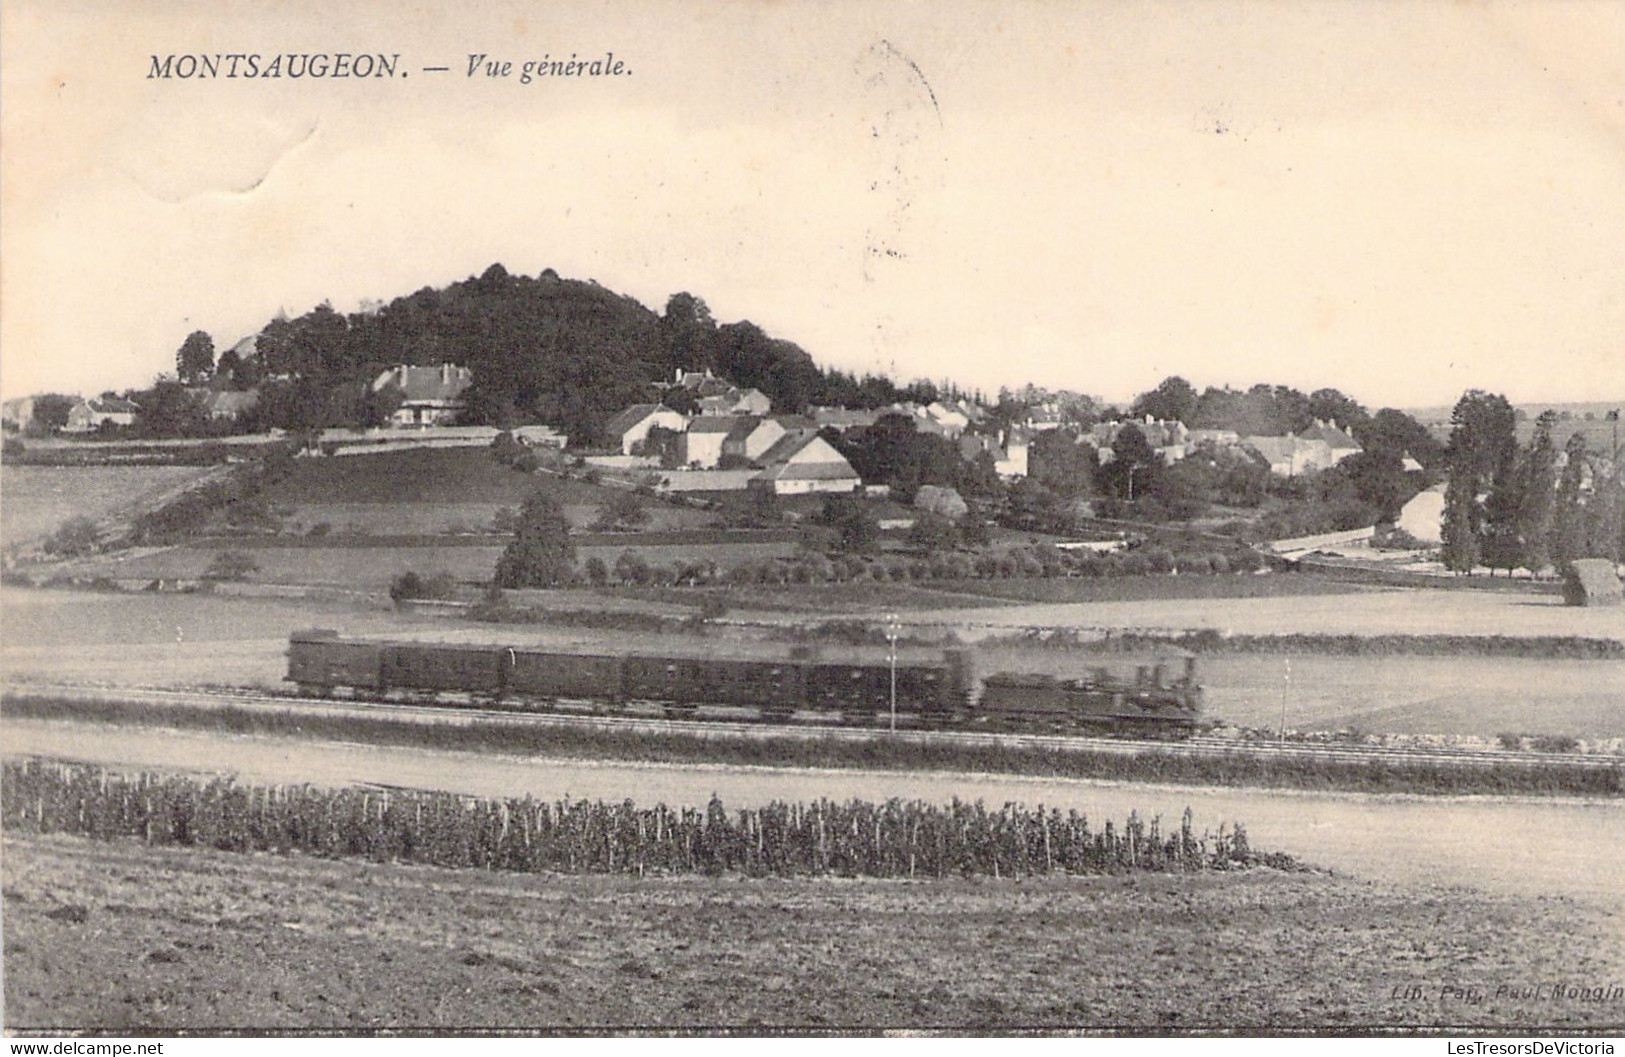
574;539;1265;589
1126;376;1442;463
825;413;1000;503
1441;393;1623;574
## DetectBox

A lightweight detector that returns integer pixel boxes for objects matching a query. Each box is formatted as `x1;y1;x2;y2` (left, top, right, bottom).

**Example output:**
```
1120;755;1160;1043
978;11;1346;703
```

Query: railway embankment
6;690;1620;799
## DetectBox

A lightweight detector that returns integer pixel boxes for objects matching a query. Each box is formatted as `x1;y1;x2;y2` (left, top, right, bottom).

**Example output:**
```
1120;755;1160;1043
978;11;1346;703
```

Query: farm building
752;430;862;495
697;388;771;417
371;364;473;427
1241;434;1336;477
62;396;139;433
198;389;261;421
1297;420;1364;466
606;404;688;456
1563;559;1623;607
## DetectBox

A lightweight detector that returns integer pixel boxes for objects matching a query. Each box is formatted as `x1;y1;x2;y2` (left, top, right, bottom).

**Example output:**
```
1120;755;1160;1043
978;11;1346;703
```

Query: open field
288;499;711;536
868;588;1625;643
0;465;215;545
6;832;1624;1031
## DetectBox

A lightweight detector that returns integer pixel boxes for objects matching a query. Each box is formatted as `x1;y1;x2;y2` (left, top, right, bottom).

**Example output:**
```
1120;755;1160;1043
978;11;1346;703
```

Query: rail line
8;680;1621;773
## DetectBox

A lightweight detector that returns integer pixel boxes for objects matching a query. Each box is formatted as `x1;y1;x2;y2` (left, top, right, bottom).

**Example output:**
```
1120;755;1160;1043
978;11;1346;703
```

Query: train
285;630;1205;736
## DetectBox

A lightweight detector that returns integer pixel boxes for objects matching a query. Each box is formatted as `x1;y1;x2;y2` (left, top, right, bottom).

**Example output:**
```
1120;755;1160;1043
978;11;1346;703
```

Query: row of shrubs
576;543;1267;589
1104;630;1625;660
3;758;1267;878
982;626;1625;660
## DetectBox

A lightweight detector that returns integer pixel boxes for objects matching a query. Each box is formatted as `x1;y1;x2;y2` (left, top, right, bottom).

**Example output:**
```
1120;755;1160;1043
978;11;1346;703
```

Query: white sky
3;0;1623;408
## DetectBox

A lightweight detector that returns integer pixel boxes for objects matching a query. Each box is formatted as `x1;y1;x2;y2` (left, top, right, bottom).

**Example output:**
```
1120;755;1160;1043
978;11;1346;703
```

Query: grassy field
263;449;592;505
0;465;215;545
879;588;1625;643
286;500;712;536
47;545;506;589
6;833;1622;1032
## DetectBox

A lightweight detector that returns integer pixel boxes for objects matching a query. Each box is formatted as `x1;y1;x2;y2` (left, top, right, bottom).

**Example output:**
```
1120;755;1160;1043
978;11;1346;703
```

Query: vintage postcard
2;0;1623;1040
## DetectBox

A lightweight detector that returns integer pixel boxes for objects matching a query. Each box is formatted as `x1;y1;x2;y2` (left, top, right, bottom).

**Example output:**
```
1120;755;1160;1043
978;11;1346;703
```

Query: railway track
8;680;1622;773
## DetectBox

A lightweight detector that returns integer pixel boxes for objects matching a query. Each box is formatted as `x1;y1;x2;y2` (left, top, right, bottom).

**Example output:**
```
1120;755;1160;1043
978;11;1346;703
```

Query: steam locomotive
285;630;1204;736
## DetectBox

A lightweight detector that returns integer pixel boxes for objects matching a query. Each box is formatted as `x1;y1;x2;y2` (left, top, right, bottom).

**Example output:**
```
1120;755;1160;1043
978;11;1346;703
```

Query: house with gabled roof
606;403;688;455
371;364;473;427
697;388;771;416
1298;419;1363;466
752;430;862;495
1241;434;1335;477
199;389;261;421
63;396;139;433
681;415;787;468
809;406;880;432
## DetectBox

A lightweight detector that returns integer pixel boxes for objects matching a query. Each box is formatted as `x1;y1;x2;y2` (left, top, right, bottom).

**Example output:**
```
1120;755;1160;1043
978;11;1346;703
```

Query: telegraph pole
886;612;900;733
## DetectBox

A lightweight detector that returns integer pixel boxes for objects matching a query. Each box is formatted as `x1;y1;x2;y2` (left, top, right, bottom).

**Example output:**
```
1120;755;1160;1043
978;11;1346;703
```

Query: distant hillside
1407;400;1623;451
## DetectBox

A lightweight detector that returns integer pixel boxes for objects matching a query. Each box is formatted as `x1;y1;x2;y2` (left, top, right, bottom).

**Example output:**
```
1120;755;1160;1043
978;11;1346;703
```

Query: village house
1241;434;1336;477
697;388;771;416
1093;416;1191;464
1186;428;1240;449
996;427;1031;478
198;389;262;422
1298;419;1364;466
371;364;473;427
605;403;688;456
62;396;139;433
751;430;862;495
923;401;971;437
809;406;880;432
1022;402;1067;432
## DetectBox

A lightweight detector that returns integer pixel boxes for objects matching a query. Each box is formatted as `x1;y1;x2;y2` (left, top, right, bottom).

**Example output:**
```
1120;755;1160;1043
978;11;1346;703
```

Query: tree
175;330;216;384
1308;388;1369;434
493;487;576;587
659;292;718;374
816;494;879;554
592;489;651;531
1028;428;1098;498
1130;376;1199;425
1551;432;1590;566
24;393;75;436
1098;424;1158;500
43;516;102;558
1440;481;1480;573
1514;411;1560;573
1357;407;1444;472
202;551;259;582
914;484;968;521
132;380;208;438
216;346;243;385
1441;391;1517;575
1479;448;1524;576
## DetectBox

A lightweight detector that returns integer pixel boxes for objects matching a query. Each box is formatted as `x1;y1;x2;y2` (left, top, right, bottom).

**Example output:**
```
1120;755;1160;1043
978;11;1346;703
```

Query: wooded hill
225;264;934;443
